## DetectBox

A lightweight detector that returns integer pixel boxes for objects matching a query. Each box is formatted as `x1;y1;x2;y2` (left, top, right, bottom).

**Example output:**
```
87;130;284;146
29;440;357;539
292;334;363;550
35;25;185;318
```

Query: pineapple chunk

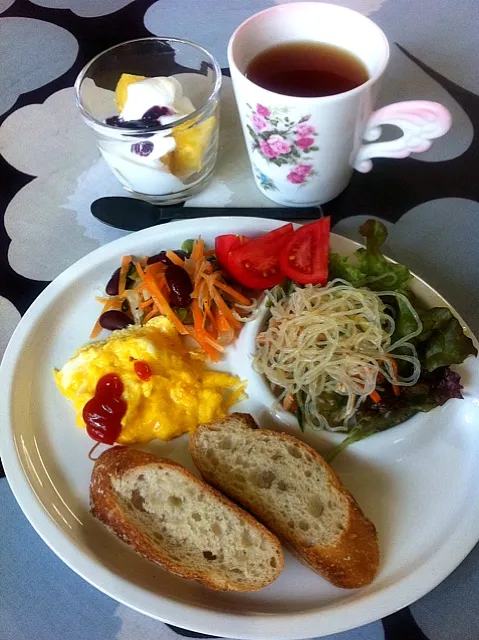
164;116;215;177
115;73;145;112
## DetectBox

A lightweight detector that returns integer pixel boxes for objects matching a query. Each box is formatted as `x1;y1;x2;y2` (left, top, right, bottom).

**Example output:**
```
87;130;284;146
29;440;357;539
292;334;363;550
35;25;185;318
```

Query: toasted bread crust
90;446;283;592
190;414;380;589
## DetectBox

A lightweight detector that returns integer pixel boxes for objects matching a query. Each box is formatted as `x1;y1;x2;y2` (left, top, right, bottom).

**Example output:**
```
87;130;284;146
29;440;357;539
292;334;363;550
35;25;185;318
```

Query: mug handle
353;101;452;173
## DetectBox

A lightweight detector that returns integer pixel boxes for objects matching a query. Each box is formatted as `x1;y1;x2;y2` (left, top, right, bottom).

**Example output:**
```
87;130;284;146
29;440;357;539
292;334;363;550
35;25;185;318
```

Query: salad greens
295;390;306;432
355;220;412;292
329;219;411;292
326;219;477;460
420;312;477;371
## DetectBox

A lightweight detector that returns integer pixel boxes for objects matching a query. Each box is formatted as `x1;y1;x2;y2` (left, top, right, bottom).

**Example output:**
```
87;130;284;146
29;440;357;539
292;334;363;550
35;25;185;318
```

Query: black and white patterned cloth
1;1;478;639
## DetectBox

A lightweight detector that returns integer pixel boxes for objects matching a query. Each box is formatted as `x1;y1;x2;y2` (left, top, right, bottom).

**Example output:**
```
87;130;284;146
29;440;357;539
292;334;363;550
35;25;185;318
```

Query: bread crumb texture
195;429;347;546
110;463;281;587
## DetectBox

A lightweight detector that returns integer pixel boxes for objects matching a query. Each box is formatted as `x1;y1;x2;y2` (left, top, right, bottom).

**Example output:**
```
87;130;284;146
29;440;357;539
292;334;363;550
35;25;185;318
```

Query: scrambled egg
54;317;246;444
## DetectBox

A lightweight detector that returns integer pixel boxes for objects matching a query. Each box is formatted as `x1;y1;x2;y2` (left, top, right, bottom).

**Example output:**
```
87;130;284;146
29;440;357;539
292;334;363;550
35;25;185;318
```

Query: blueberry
106;116;152;130
117;119;151;130
106;108;173;130
131;141;154;157
142;105;174;121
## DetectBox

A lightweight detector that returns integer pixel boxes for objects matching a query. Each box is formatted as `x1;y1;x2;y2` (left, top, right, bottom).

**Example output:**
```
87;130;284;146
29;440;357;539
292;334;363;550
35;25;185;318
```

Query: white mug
227;2;452;207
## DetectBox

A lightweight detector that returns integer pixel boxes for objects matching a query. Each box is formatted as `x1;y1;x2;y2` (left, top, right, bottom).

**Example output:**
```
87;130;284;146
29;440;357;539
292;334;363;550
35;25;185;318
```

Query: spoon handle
164;206;321;220
91;196;322;231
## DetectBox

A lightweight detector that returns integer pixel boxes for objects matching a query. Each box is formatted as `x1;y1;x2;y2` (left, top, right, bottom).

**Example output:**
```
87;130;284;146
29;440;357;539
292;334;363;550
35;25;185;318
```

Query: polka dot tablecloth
0;1;478;639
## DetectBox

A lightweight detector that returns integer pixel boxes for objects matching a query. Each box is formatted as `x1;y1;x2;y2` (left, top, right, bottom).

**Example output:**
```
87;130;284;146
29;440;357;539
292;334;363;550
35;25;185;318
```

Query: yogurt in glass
99;76;196;195
74;38;221;205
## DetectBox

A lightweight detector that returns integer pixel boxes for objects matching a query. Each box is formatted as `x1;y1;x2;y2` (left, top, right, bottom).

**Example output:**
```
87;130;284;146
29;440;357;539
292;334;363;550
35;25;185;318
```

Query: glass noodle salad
254;220;477;459
255;280;422;427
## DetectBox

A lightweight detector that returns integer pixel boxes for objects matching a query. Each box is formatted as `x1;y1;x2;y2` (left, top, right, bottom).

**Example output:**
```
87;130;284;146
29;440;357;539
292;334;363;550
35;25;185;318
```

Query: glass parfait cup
74;37;221;205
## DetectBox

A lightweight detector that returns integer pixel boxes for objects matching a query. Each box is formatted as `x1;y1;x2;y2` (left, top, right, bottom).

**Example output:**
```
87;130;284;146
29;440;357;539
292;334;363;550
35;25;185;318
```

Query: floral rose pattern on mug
246;103;319;187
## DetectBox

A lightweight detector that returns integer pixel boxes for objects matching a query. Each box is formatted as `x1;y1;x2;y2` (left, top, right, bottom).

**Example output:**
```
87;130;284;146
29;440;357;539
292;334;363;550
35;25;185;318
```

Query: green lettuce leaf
328;220;477;371
409;308;477;371
416;307;453;342
322;219;477;458
328;252;367;287
421;317;477;371
392;296;419;343
328;219;411;292
355;220;411;291
325;367;466;461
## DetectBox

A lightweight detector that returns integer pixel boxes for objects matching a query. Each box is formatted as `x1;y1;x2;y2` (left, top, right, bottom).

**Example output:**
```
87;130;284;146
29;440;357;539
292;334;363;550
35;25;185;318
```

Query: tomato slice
279;217;331;285
215;234;250;268
227;223;294;289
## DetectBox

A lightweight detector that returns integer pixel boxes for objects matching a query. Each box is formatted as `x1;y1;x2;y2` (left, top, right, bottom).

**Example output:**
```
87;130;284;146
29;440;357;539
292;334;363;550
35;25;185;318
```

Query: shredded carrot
191;299;202;328
213;279;251;305
118;255;132;297
95;296;119;304
204;271;222;298
192;275;205;299
89;320;103;340
192;322;219;360
369;390;382;404
155;272;170;298
214;306;231;333
386;357;401;396
191;258;212;296
191;237;204;262
191;300;223;360
166;250;185;267
195;279;208;309
213;291;242;329
89;299;122;339
203;300;217;330
143;271;188;335
145;262;166;277
135;261;146;280
215;308;235;346
203;334;225;353
143;307;158;323
139;298;154;310
205;327;218;340
95;238;250;360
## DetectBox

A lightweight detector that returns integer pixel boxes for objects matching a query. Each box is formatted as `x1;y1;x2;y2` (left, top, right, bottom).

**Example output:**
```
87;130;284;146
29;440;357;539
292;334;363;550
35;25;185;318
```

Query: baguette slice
90;446;284;592
190;414;379;589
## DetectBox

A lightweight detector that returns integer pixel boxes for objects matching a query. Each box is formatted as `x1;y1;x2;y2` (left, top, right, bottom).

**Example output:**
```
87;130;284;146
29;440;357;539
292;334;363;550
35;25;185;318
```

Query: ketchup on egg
82;374;126;444
134;360;152;381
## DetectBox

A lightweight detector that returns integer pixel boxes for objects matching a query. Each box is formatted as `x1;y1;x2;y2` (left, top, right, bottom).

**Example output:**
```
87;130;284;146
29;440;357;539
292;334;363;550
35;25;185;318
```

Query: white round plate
1;217;478;640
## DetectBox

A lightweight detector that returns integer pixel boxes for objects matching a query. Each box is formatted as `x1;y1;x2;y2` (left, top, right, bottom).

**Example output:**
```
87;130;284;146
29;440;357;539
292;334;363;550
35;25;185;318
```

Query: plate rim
1;215;478;640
